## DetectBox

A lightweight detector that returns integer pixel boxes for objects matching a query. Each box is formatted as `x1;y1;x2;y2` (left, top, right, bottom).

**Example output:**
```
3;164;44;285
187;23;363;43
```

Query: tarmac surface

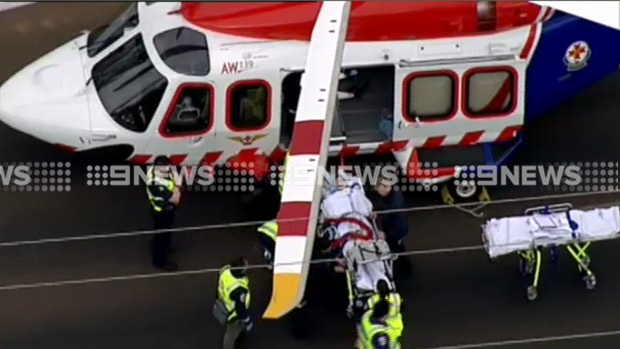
0;3;619;349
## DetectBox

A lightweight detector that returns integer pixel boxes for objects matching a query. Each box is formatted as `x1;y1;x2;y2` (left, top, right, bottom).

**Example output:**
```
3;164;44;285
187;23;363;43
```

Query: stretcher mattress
321;178;374;238
483;206;620;258
343;240;390;291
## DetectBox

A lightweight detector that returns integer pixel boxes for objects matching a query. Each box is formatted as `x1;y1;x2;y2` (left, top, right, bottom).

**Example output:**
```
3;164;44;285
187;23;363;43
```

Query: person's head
371;300;390;321
230;256;249;278
376;279;390;299
153;155;171;178
374;176;392;197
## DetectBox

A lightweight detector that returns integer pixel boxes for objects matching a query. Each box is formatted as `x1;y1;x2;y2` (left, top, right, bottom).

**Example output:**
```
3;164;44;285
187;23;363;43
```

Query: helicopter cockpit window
153;27;210;76
92;34;168;133
86;3;139;58
162;84;213;136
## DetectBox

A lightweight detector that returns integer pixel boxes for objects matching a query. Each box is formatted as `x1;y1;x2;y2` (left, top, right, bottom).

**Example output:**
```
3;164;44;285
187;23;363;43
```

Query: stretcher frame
343;238;396;319
481;203;597;301
317;184;397;318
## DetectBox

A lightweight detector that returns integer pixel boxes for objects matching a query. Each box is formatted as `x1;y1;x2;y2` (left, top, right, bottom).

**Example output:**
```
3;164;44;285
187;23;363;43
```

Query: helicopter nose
0;74;36;132
0;36;90;145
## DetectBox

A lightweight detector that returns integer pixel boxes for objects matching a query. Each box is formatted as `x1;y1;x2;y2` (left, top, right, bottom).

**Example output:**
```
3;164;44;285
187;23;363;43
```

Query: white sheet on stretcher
343;240;389;292
483;206;620;258
321;180;374;239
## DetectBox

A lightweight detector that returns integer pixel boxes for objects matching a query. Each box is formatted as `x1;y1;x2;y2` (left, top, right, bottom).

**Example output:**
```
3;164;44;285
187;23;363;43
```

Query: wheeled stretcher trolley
317;174;397;318
481;203;620;301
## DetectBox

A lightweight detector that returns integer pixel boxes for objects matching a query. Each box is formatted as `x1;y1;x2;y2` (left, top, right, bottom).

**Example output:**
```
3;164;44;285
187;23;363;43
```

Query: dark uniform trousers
151;208;176;267
223;319;246;349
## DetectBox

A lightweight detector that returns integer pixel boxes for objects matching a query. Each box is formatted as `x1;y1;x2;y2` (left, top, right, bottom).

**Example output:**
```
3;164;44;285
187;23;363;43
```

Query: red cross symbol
568;43;587;61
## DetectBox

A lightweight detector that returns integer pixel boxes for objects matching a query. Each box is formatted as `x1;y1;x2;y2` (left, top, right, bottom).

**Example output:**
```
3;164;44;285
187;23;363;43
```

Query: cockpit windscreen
92;34;168;133
86;3;139;58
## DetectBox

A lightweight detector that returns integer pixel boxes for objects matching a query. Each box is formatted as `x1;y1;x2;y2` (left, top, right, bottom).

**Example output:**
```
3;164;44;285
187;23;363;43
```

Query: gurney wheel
526;286;538;301
584;275;596;290
581;256;591;267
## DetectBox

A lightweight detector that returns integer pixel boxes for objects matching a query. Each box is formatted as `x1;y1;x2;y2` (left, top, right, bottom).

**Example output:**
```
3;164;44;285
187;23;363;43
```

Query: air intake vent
477;1;497;32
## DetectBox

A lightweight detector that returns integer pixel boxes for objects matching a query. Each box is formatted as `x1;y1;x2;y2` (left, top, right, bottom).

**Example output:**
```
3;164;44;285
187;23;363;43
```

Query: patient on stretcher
321;173;376;241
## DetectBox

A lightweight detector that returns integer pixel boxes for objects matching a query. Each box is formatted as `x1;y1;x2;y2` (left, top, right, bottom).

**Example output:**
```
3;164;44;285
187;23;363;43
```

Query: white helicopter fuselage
0;2;543;183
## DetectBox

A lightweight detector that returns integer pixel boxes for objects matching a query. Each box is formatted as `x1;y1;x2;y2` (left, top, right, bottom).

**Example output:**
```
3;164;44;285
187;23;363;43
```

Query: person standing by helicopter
146;155;181;271
373;176;412;279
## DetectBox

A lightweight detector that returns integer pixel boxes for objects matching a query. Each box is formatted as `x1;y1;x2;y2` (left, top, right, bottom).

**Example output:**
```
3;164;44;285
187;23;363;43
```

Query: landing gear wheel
526;285;538;301
583;275;597;290
455;180;478;199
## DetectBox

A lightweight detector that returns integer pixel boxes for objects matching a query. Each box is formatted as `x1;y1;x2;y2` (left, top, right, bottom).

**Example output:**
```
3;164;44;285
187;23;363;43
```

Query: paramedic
257;219;277;266
217;257;253;349
367;280;404;339
374;176;412;277
147;155;181;271
357;300;398;349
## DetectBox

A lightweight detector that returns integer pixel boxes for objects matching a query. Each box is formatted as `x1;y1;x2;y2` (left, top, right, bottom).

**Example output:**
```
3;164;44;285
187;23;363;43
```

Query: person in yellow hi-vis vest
146;155;181;271
216;257;252;349
357;300;400;348
278;152;290;194
257;219;277;266
366;280;403;342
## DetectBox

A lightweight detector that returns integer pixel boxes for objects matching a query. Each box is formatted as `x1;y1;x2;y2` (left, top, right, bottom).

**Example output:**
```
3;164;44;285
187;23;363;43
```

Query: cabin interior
280;65;395;148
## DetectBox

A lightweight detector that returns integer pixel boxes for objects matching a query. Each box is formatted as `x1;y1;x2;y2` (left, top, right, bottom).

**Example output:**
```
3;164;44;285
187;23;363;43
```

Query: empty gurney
481;203;620;300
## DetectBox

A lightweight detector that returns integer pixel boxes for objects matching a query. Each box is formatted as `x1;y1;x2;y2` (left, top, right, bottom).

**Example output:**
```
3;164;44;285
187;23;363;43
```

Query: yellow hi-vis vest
367;293;404;337
359;310;400;349
257;220;278;241
217;266;251;321
146;167;176;212
278;153;289;194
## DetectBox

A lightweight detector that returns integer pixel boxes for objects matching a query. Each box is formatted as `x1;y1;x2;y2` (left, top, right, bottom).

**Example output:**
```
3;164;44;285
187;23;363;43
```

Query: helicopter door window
404;71;458;122
86;3;139;58
160;83;213;137
464;67;516;118
227;80;271;131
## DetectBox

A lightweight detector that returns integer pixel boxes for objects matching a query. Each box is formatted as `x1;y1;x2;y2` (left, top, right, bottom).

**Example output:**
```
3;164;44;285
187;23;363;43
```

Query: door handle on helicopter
189;136;203;144
90;134;117;142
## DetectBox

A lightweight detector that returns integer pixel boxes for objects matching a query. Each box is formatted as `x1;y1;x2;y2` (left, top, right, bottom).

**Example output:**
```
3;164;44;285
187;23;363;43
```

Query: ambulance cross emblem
563;41;591;72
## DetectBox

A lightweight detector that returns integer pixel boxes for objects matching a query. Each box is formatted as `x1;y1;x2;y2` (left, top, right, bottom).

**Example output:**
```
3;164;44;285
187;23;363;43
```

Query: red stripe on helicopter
495;125;522;143
339;145;360;159
200;151;224;166
277;202;312;237
289;120;325;155
458;131;484;146
519;23;538;59
375;140;409;155
422;136;446;149
128;154;151;164
169;154;188;166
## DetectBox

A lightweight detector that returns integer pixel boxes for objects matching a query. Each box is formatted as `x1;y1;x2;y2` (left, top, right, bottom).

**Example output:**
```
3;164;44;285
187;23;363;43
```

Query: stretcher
481;203;620;300
317;174;396;317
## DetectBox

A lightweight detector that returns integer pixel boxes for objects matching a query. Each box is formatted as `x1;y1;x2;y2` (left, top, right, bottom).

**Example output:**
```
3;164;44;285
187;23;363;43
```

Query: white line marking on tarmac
422;329;620;348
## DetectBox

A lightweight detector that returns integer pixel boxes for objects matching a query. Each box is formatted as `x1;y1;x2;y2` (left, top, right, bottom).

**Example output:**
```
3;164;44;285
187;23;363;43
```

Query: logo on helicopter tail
563;41;591;72
228;134;267;146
